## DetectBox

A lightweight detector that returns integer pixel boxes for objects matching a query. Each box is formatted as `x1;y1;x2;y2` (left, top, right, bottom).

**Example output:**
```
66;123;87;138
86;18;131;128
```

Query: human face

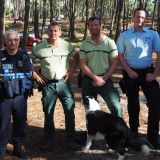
133;10;146;30
48;25;61;41
88;19;101;36
5;33;20;54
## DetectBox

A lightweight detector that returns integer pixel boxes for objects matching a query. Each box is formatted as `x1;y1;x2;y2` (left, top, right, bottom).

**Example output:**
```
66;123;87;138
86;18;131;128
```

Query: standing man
32;21;79;149
79;16;122;117
0;30;33;159
117;8;160;149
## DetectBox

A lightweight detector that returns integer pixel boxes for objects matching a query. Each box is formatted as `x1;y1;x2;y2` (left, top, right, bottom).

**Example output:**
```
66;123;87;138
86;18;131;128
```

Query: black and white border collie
81;96;150;160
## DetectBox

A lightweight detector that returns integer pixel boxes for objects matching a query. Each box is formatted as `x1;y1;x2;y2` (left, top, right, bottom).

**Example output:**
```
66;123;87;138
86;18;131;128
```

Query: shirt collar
87;35;107;44
45;38;61;47
131;27;147;33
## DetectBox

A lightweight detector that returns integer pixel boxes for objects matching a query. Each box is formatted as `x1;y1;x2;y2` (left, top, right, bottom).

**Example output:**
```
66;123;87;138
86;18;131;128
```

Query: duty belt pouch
3;79;20;98
3;80;14;98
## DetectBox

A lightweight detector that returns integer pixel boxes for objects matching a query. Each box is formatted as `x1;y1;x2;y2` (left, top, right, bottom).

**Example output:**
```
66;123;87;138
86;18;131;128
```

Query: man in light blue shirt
117;8;160;150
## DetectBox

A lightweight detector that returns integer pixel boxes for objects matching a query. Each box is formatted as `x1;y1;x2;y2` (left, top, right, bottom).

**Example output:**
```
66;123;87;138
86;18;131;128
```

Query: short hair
48;21;61;30
88;16;101;25
4;30;20;41
133;8;148;16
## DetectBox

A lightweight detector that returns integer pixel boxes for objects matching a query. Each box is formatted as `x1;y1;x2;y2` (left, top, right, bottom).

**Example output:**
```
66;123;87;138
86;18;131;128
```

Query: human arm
64;53;79;82
118;53;138;79
80;58;106;86
146;53;160;82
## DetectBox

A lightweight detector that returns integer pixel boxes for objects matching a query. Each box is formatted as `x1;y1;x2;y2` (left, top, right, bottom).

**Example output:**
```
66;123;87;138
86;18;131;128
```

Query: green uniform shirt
79;35;118;75
32;38;77;80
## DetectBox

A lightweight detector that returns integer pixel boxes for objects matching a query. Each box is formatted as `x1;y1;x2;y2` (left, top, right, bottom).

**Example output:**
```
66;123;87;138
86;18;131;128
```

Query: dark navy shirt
0;49;33;73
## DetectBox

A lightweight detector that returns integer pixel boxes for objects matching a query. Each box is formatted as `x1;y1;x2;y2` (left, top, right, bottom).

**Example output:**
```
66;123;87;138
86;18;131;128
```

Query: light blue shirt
117;27;160;69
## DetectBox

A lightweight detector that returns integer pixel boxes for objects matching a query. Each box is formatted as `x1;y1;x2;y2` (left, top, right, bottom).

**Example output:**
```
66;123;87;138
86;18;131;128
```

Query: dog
81;96;150;160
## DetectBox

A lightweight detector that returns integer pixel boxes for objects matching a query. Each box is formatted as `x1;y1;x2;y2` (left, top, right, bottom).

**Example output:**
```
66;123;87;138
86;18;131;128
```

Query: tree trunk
109;0;117;37
0;0;5;50
115;0;123;41
50;0;53;23
157;0;160;34
34;0;40;38
152;0;157;28
21;0;30;50
68;0;77;40
83;0;89;40
41;0;47;36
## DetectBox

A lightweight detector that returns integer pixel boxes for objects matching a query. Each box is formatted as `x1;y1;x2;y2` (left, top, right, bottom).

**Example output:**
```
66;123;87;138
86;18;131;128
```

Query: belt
131;65;153;74
47;79;64;83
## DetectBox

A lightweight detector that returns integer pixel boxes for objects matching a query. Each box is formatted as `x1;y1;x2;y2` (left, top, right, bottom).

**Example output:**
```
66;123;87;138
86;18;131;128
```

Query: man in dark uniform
0;30;33;159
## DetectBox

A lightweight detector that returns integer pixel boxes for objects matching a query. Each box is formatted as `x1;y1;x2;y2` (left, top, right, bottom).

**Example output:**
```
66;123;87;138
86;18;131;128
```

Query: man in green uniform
79;16;122;117
32;21;79;149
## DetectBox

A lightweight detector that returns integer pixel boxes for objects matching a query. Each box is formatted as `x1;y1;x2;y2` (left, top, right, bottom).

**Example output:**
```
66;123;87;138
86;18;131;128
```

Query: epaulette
149;27;156;31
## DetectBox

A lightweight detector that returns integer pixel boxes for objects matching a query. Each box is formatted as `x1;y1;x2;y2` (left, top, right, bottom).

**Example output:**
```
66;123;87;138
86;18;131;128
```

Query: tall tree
68;0;77;40
34;0;40;38
0;0;5;49
115;0;123;41
83;0;89;40
41;0;47;36
50;0;54;23
21;0;30;50
157;0;160;33
139;0;144;8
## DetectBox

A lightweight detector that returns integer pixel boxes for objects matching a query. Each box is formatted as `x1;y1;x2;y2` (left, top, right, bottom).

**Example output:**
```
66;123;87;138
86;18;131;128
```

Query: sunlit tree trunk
83;0;89;40
157;0;160;33
0;0;5;50
34;0;40;38
115;0;123;41
21;0;30;50
41;0;47;36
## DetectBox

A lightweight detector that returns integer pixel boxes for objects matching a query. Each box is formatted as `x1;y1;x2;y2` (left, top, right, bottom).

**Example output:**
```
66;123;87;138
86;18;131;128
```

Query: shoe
13;148;28;159
146;139;160;150
40;139;54;150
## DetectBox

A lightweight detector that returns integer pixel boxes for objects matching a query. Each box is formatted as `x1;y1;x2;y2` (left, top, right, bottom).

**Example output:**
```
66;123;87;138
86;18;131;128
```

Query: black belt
47;79;64;83
131;65;153;74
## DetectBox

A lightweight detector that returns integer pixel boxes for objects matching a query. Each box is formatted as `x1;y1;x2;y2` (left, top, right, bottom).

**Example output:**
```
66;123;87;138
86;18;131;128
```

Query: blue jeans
0;96;27;151
82;76;122;117
41;81;75;139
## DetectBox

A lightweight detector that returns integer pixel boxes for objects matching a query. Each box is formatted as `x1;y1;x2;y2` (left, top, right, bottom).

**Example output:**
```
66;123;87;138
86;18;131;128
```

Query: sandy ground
4;78;160;160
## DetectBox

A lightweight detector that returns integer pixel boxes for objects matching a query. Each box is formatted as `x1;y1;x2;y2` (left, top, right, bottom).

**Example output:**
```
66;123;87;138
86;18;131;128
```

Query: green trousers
41;81;75;139
82;76;122;117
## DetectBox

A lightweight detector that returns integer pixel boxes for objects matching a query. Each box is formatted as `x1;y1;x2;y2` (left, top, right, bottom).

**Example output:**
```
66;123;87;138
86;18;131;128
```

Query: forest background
0;0;160;160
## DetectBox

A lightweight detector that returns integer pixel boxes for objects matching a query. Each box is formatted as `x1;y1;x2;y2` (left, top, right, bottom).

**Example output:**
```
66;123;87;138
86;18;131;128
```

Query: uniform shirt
32;38;77;80
0;49;33;73
117;27;160;69
79;35;118;75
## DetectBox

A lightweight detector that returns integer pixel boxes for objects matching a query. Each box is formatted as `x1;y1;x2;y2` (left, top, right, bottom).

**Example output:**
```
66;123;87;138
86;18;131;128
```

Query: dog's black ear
82;97;89;106
88;96;93;99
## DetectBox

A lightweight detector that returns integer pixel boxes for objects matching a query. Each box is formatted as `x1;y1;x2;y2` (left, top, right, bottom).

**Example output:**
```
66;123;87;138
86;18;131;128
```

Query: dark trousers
41;81;75;140
82;76;122;117
0;96;27;152
123;69;160;141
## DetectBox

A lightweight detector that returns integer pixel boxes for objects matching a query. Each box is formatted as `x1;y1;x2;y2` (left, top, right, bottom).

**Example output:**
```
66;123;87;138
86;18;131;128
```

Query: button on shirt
32;39;77;80
117;27;160;69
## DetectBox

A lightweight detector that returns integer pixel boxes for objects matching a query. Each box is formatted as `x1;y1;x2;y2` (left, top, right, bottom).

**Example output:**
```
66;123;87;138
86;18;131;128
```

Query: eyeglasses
7;38;19;43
